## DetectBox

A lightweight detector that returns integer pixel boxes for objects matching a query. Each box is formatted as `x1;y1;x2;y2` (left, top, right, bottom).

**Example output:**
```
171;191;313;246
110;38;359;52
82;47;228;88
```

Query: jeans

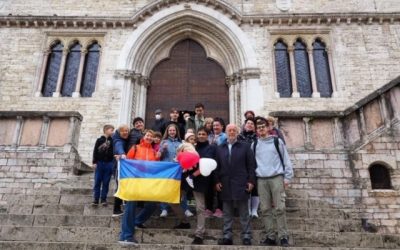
93;161;113;201
119;201;157;241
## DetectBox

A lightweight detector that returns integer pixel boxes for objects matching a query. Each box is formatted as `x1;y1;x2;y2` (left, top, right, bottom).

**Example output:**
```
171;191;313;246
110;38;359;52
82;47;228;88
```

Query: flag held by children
115;159;182;203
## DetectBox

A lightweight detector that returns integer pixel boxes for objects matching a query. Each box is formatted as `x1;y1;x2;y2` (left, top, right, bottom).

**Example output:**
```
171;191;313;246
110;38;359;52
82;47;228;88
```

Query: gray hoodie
251;136;293;181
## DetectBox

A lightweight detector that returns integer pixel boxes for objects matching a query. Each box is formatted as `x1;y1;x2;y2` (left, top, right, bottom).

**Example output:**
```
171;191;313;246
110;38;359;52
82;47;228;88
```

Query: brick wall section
0;147;80;196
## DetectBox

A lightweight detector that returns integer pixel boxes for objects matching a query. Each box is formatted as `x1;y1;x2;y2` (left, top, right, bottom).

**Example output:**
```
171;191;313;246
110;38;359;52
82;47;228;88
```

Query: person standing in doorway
186;103;205;133
151;109;165;133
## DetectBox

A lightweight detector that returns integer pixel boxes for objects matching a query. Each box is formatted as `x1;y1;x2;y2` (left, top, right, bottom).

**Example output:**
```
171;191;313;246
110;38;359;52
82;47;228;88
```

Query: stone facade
0;0;400;235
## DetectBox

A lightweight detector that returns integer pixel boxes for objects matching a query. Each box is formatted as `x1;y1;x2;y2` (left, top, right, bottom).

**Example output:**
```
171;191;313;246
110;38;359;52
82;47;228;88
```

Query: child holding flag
119;130;160;246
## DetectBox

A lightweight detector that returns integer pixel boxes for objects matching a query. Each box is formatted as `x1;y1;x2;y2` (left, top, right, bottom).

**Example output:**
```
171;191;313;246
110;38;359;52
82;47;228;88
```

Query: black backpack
253;137;285;171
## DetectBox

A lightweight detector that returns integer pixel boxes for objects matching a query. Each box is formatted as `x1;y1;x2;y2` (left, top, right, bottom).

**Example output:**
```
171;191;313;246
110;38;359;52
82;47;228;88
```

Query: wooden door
146;39;228;127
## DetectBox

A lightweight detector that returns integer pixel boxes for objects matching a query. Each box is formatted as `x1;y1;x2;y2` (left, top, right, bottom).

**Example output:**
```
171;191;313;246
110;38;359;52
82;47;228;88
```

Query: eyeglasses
257;125;267;130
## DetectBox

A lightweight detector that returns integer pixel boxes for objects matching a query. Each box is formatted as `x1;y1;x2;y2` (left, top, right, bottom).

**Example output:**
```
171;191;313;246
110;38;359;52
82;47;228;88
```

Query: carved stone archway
114;2;262;126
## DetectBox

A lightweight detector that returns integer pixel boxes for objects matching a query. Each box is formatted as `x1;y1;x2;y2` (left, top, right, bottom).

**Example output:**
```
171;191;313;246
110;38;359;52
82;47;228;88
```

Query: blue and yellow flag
115;159;182;203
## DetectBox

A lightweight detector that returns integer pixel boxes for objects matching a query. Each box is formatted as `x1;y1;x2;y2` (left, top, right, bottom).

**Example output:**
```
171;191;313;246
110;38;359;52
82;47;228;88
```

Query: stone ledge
0;111;82;121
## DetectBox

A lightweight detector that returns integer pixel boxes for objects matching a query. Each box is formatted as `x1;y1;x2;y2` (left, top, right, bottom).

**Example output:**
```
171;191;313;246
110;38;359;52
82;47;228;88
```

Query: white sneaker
160;209;168;217
118;239;138;246
185;176;194;188
251;210;259;218
185;209;194;217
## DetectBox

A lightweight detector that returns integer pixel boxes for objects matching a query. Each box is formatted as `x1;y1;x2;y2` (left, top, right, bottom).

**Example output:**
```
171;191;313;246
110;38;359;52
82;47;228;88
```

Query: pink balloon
177;152;200;170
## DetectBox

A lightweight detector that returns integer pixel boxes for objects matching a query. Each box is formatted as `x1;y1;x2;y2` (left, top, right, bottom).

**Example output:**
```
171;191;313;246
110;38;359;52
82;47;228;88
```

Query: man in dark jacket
151;109;166;133
128;117;145;149
215;124;256;246
191;127;217;245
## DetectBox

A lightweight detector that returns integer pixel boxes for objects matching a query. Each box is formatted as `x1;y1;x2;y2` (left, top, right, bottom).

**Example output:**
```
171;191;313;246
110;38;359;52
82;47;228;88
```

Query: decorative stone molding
2;6;400;30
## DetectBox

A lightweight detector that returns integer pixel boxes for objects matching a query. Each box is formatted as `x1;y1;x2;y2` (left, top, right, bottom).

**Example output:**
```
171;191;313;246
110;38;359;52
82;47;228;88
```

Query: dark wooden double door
146;39;229;127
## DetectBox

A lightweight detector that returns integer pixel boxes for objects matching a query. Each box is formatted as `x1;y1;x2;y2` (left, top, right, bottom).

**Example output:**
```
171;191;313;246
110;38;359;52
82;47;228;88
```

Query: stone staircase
1;175;400;249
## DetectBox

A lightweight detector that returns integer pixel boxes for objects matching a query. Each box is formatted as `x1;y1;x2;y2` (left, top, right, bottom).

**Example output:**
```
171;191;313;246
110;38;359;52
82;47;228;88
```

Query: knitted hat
184;132;195;141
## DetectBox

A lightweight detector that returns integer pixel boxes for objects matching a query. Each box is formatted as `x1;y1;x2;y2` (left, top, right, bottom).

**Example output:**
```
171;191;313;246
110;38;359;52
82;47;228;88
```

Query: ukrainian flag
115;159;182;203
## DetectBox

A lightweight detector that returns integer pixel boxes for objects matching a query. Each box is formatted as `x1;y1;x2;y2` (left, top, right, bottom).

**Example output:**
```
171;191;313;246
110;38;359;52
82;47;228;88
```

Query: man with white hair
214;124;256;246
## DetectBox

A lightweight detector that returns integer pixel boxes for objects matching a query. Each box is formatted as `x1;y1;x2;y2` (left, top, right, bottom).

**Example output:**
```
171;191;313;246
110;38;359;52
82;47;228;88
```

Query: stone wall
0;111;82;200
1;1;400;162
271;82;400;233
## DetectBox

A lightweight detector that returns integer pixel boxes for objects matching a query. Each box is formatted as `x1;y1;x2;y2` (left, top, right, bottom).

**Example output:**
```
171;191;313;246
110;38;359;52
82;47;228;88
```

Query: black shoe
91;200;99;206
112;210;124;217
261;237;276;246
280;238;289;247
242;238;251;245
173;222;190;229
101;200;107;207
136;223;147;229
218;238;233;245
192;237;203;245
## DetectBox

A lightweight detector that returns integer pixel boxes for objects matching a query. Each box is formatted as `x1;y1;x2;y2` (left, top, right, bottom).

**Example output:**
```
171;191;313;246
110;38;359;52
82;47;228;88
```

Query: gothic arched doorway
146;39;229;126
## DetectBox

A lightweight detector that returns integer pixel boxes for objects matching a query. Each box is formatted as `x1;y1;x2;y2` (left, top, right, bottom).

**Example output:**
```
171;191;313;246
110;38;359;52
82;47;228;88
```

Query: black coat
215;140;256;201
192;141;217;193
151;118;166;133
128;128;144;150
92;136;114;164
162;120;186;140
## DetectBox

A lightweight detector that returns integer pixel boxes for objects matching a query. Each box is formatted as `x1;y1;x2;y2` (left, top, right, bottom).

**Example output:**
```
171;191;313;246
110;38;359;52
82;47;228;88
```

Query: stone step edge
1;225;395;237
0;241;391;250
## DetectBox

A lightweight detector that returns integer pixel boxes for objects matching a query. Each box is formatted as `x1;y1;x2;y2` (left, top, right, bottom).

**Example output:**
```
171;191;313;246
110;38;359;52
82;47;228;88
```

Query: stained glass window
81;42;100;97
61;42;81;97
294;39;312;97
313;39;333;97
42;42;63;97
274;40;292;97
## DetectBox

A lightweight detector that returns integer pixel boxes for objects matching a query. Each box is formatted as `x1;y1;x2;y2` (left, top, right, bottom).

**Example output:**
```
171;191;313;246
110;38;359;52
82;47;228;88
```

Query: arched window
61;42;81;97
313;39;333;97
80;42;100;97
369;164;392;189
294;39;312;97
274;40;292;97
42;42;63;97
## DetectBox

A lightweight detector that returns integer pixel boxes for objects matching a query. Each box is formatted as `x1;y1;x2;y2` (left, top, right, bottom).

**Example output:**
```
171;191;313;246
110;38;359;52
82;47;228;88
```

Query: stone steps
0;226;399;248
0;214;363;232
0;241;390;250
2;193;331;209
1;202;358;219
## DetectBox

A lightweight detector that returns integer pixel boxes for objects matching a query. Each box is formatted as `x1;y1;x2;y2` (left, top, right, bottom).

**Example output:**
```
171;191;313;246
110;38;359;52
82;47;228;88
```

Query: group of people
91;103;293;247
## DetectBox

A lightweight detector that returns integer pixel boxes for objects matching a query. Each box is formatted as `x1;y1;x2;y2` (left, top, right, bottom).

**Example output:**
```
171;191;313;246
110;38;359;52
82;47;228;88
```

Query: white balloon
199;158;217;176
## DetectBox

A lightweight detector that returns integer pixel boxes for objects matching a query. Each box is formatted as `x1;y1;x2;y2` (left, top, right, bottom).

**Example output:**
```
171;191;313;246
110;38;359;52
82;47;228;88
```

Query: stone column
379;95;391;128
303;117;314;150
333;117;344;149
288;46;300;97
39;116;50;147
307;48;320;98
35;50;51;97
139;77;150;120
67;116;78;147
115;70;136;125
72;49;88;98
53;48;69;97
327;48;338;97
12;116;24;148
358;107;367;142
226;76;235;124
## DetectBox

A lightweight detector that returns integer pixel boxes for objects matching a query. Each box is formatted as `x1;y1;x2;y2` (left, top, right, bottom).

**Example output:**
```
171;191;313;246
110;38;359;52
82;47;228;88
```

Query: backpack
253;137;285;171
